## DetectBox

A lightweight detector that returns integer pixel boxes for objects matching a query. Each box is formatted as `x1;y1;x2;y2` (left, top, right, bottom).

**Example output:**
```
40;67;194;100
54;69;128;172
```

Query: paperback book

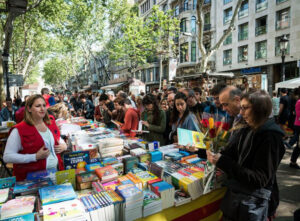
63;151;90;170
55;169;76;189
177;128;205;149
26;168;57;183
13;178;53;195
0;177;16;189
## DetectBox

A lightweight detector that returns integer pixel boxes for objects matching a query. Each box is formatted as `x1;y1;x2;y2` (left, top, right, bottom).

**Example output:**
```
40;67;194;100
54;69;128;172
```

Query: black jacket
217;118;285;216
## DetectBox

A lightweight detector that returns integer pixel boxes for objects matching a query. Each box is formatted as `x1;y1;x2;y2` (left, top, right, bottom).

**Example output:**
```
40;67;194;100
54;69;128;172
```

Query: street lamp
2;53;10;99
279;34;289;82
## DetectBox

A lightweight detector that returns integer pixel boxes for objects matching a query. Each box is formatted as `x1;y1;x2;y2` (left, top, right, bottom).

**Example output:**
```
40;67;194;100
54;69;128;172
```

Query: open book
131;121;149;133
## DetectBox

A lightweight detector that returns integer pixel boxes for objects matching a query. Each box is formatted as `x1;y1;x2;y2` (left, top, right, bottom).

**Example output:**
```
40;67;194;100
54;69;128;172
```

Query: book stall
0;117;228;221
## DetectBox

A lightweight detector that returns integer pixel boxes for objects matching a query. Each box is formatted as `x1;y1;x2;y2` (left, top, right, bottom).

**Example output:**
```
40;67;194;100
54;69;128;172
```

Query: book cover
95;166;118;182
177;128;205;149
39;183;77;205
0;177;16;189
13;178;53;195
76;171;99;183
26;168;57;181
0;188;9;203
55;169;76;189
116;184;142;200
0;196;35;220
1;213;35;221
85;162;102;172
43;199;86;221
143;190;161;207
63;151;90;170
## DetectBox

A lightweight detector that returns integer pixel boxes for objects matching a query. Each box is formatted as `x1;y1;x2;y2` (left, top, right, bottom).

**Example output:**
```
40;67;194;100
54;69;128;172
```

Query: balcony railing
204;24;211;31
255;25;267;36
223;57;232;65
255;50;267;59
238;31;248;41
256;1;267;12
238;9;248;19
179;4;192;13
224;35;232;45
276;18;290;30
238;54;248;62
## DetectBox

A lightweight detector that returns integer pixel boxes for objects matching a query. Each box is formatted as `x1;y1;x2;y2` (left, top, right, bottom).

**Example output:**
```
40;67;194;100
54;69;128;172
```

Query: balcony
256;1;267;12
276;19;290;30
255;50;267;59
238;9;248;19
255;25;267;36
204;24;211;31
238;31;248;41
238;54;248;62
223;57;232;65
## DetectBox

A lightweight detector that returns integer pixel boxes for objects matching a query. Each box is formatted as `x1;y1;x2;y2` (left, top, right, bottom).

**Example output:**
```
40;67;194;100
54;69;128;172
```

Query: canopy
275;77;300;91
100;82;128;90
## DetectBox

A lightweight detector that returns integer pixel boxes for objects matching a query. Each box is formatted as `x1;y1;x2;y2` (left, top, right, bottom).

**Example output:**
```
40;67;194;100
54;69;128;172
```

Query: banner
169;58;177;81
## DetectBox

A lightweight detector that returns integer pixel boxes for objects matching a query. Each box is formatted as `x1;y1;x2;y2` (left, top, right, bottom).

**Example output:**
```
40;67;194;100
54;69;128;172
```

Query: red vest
13;118;64;181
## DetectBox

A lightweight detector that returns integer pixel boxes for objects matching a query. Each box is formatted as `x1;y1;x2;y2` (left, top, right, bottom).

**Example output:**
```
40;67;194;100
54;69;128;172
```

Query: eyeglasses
240;105;251;111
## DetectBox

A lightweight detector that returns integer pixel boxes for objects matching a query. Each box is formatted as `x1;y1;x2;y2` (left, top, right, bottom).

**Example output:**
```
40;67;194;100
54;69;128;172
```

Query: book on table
13;178;54;195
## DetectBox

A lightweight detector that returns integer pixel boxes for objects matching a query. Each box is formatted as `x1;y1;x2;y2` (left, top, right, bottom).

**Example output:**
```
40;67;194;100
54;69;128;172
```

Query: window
175;5;179;16
153;0;156;5
204;13;211;31
163;66;168;79
255;16;267;36
255;40;267;59
162;4;168;12
193;0;197;9
223;32;232;45
277;0;288;4
191;41;196;62
224;0;232;5
191;16;196;33
180;43;189;63
224;7;232;25
184;0;189;11
180;18;187;32
276;8;290;30
238;23;248;41
256;0;267;12
223;49;232;65
155;67;159;82
141;70;145;82
275;35;290;56
239;0;248;19
238;45;248;62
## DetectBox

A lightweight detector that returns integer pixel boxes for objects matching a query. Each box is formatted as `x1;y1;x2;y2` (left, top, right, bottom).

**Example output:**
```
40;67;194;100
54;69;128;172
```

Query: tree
42;57;68;88
196;0;243;73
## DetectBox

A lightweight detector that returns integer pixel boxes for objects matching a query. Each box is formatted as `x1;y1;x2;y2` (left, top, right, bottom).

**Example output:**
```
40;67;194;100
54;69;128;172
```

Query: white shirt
3;128;65;167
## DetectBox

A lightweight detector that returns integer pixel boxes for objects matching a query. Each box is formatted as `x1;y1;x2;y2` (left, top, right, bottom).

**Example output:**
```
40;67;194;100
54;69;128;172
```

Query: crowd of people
1;84;300;220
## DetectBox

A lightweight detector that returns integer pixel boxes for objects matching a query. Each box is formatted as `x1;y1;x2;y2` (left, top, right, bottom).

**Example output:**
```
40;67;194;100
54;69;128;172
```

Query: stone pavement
275;148;300;221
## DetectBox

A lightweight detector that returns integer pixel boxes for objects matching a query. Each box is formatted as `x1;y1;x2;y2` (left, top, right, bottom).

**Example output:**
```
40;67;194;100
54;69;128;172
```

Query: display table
138;187;226;221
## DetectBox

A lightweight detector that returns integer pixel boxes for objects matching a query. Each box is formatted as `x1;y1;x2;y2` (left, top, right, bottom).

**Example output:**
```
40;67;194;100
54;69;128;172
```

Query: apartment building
215;0;300;92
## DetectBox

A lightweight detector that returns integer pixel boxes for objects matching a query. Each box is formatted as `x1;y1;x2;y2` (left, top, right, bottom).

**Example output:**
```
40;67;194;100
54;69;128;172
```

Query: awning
100;82;128;90
174;74;202;80
208;72;234;78
275;78;300;91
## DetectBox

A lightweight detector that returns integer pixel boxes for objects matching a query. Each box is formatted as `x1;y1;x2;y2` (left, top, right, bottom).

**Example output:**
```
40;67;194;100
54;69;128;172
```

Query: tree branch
196;0;206;56
27;0;44;12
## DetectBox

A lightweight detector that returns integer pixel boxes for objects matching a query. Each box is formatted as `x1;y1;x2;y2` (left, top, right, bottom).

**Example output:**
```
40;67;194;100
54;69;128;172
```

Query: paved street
276;148;300;221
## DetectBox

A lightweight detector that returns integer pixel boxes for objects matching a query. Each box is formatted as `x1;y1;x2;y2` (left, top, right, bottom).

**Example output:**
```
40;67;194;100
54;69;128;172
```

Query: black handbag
220;180;271;221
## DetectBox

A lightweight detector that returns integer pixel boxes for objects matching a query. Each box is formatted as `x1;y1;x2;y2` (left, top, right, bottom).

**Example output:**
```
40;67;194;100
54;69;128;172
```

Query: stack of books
174;189;192;207
149;181;175;209
123;157;139;174
98;138;124;158
13;178;53;196
0;196;36;220
116;184;143;221
130;148;147;156
134;171;158;190
95;166;118;183
142;190;162;217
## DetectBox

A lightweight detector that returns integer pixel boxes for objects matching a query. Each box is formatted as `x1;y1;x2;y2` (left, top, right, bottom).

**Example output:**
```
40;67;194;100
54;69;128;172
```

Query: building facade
215;0;300;93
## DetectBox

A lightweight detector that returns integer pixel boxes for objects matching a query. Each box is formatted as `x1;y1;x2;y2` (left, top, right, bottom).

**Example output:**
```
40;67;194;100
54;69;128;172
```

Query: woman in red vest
3;94;66;181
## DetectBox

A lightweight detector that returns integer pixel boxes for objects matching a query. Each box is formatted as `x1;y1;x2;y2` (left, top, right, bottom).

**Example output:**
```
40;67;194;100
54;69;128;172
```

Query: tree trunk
21;51;33;76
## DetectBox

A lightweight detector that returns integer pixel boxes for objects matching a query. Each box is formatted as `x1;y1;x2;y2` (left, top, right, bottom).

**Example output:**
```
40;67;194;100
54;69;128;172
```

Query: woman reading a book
4;94;66;181
206;90;285;221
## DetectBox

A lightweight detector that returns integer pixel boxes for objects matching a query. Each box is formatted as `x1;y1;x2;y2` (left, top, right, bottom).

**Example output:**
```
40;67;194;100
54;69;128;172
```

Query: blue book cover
0;177;16;189
116;184;142;200
1;213;35;221
152;181;174;192
13;178;53;195
26;168;57;181
63;151;90;170
39;183;77;205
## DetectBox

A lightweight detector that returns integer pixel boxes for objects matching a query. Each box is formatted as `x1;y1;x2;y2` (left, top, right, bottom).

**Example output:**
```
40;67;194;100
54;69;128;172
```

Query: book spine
89;194;101;210
81;196;93;212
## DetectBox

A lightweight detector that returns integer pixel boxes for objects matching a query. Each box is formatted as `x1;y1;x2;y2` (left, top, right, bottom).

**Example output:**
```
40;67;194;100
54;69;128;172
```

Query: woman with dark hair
3;94;66;181
141;94;166;145
170;92;200;143
207;90;285;221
